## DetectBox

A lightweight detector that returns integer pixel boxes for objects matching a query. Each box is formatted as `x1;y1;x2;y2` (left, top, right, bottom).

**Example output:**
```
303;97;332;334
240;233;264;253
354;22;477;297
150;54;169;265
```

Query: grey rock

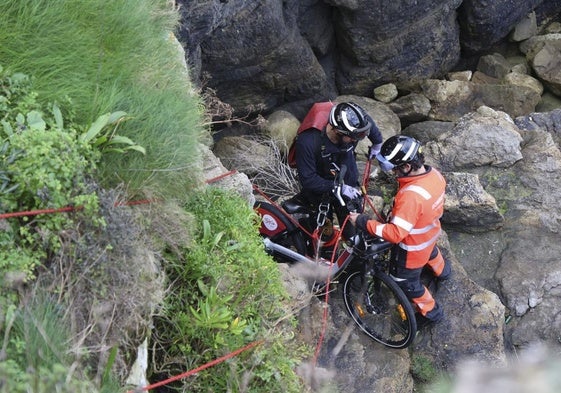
388;93;432;127
425;106;523;171
421;79;541;121
203;144;255;206
510;11;538;42
402;120;455;144
333;0;463;94
373;83;398;103
477;53;511;79
442;172;504;232
458;0;542;53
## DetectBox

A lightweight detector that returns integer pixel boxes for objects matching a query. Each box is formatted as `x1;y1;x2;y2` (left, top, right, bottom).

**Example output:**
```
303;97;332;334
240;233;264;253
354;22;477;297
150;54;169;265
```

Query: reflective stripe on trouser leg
391;246;442;320
427;246;451;279
413;287;437;317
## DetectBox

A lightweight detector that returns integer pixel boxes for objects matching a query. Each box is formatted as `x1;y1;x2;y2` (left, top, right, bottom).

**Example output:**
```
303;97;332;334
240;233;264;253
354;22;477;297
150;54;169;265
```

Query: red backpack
286;102;334;168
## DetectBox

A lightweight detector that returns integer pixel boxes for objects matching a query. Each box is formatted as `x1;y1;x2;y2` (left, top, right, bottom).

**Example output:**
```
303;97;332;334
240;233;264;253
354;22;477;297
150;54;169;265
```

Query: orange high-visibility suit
355;166;450;321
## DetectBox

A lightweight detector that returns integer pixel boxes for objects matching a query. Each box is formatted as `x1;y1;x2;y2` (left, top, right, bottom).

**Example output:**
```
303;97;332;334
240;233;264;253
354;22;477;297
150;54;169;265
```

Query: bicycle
254;164;417;349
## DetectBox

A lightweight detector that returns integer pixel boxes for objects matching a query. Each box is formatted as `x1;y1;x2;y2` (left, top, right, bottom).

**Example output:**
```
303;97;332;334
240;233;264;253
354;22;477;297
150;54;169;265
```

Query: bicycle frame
254;173;418;348
253;161;380;279
262;236;354;276
254;199;394;280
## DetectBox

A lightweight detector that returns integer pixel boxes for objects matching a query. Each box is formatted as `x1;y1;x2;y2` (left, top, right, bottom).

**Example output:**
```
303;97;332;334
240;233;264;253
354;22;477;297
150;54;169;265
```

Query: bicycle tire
254;201;307;260
342;268;417;349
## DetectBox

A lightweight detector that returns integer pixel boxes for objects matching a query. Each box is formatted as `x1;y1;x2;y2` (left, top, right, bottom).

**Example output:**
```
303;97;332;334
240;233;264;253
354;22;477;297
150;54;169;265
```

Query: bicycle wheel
254;201;307;260
342;268;417;348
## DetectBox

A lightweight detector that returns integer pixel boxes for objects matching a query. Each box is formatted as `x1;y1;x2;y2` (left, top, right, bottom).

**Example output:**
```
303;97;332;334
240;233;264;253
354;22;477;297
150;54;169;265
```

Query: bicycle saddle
281;194;312;214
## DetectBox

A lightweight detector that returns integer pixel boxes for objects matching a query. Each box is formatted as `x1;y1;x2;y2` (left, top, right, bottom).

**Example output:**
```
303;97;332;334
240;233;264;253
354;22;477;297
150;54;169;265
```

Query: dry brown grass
36;187;192;384
245;135;300;201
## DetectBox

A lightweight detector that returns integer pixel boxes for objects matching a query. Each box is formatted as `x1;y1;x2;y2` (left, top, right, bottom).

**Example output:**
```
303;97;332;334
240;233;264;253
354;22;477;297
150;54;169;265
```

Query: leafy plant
80;111;146;155
0;67;101;281
152;187;305;392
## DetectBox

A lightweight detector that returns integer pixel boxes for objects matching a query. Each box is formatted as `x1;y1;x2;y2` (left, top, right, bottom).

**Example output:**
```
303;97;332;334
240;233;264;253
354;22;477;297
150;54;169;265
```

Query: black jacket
295;117;382;195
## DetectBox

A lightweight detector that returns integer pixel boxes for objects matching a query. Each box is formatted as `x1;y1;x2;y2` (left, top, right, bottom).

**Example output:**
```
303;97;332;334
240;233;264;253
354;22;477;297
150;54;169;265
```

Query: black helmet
328;102;371;141
379;135;422;167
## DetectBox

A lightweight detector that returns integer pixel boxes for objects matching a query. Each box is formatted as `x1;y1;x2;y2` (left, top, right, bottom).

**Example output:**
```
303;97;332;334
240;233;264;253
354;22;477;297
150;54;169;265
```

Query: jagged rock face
176;0;333;115
329;0;463;94
176;0;561;117
442;172;504;232
458;0;543;53
189;0;561;388
210;107;561;390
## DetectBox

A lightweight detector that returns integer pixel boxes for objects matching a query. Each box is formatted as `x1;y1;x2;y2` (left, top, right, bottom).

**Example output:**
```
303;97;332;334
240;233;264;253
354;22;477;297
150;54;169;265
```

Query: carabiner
316;202;329;227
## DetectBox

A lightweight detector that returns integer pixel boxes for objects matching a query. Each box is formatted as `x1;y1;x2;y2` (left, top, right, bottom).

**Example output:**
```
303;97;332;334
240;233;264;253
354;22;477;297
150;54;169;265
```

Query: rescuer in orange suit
349;135;451;329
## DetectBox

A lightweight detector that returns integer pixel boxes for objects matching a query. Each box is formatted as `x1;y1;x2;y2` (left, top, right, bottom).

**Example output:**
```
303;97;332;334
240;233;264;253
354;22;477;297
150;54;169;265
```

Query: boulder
388;93;432;127
477;53;511;79
203;144;255;206
425;106;523;171
333;0;463;94
402;120;455;144
421;79;541;121
530;39;561;96
510;11;537;42
457;0;542;53
265;110;300;154
176;0;331;116
442;172;504;232
373;83;398;103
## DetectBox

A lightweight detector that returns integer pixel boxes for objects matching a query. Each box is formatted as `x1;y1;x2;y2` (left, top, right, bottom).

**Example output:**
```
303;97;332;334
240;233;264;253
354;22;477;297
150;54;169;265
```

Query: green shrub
0;67;100;282
152;187;305;392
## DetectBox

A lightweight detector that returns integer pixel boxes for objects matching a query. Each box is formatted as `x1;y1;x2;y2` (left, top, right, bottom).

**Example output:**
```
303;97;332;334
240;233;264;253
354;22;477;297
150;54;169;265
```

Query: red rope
0;169;238;219
311;215;353;365
360;159;385;221
127;340;263;392
311;160;383;363
206;170;238;184
0;205;81;219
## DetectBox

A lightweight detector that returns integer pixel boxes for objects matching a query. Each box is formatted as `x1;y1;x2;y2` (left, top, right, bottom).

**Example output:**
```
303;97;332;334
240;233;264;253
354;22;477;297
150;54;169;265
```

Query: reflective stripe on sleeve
432;193;445;210
403;185;431;200
391;215;414;232
375;223;385;238
409;220;438;235
398;229;442;252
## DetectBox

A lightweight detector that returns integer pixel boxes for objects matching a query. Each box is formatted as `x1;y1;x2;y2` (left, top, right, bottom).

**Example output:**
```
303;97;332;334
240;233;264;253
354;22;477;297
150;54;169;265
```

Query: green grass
0;293;121;393
152;187;306;392
0;0;208;198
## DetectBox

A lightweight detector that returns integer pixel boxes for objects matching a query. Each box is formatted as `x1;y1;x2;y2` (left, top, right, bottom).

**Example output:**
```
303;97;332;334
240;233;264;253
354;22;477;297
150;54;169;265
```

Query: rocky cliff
176;0;561;116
